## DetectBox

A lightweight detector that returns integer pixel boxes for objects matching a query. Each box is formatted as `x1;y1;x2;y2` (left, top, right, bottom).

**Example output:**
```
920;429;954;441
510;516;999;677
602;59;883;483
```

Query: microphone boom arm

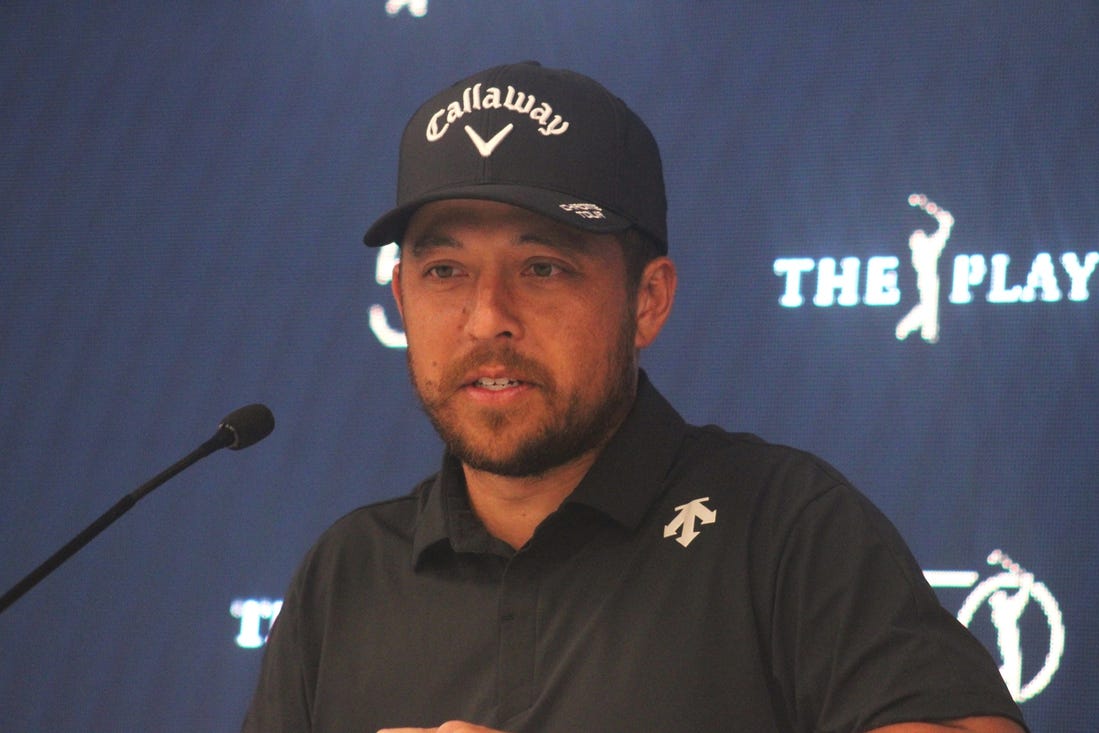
0;405;272;615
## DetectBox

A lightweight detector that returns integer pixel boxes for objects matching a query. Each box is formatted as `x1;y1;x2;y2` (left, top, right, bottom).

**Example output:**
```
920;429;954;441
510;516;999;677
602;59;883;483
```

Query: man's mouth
473;377;522;391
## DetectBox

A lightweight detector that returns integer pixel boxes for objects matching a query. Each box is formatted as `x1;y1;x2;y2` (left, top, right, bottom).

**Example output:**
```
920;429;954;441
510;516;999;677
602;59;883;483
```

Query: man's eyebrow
517;228;597;254
406;225;598;256
405;232;459;256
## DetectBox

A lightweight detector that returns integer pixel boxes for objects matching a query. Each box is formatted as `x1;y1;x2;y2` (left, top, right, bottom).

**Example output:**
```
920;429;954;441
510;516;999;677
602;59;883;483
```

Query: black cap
363;62;667;254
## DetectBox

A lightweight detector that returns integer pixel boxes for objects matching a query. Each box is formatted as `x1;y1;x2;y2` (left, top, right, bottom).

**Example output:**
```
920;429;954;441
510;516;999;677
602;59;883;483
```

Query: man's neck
462;448;601;551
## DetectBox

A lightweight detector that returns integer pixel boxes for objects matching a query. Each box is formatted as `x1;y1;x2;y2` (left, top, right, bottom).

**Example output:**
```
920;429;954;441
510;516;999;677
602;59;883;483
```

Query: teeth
476;377;519;390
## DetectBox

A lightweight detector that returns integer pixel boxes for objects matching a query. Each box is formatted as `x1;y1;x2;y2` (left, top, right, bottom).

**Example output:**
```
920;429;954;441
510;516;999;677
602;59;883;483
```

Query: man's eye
527;262;561;278
426;264;456;279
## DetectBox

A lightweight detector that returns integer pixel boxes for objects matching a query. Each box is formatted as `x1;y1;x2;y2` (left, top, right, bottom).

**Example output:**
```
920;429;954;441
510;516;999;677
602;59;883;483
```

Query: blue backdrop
2;2;1096;730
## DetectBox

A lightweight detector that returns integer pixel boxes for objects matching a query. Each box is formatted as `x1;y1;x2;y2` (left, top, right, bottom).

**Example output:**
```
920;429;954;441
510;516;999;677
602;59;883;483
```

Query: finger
377;724;509;733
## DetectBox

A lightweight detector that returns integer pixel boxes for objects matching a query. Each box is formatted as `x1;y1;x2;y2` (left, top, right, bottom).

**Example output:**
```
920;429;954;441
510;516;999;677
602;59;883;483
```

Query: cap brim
362;184;634;248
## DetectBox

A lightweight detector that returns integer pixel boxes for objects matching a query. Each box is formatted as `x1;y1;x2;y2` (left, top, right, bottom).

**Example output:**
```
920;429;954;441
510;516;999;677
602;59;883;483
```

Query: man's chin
446;433;563;478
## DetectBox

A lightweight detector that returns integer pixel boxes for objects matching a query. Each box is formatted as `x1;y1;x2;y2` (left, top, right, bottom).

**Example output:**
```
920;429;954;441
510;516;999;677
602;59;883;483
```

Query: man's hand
377;714;1025;733
868;716;1027;732
377;722;510;733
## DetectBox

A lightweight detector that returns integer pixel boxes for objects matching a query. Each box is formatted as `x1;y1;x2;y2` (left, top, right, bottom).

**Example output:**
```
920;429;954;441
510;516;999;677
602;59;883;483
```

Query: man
243;62;1027;732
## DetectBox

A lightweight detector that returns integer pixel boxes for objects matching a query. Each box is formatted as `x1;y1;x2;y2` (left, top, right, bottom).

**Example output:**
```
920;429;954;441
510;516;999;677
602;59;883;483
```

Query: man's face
393;199;641;477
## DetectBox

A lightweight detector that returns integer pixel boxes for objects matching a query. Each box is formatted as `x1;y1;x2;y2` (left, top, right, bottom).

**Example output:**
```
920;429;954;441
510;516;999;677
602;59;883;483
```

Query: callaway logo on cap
362;61;668;253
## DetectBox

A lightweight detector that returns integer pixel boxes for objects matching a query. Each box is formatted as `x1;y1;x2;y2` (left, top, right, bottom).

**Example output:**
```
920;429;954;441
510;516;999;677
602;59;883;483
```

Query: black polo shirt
243;374;1025;732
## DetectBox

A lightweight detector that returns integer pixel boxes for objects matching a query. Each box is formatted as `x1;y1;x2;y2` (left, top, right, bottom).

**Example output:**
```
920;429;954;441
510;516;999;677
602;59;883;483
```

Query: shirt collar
411;370;688;567
411;452;511;567
563;371;687;529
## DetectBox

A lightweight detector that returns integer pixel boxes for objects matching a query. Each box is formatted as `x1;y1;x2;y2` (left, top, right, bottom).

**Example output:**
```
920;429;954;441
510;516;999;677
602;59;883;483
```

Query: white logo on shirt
663;497;716;547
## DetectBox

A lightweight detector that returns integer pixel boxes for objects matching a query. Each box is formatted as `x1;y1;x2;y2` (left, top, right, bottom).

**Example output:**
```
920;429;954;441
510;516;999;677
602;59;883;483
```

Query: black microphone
0;403;275;614
217;403;277;450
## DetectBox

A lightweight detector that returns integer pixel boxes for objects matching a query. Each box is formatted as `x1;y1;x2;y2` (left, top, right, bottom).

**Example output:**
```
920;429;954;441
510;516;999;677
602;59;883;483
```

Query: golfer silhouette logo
896;194;954;343
956;550;1065;702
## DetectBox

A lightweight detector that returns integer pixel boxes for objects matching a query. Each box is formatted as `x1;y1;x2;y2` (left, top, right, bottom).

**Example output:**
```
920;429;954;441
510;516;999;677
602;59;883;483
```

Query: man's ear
390;261;404;320
633;257;677;349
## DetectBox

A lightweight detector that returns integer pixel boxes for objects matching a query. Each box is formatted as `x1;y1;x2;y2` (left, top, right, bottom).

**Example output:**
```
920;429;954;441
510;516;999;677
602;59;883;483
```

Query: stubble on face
407;311;638;478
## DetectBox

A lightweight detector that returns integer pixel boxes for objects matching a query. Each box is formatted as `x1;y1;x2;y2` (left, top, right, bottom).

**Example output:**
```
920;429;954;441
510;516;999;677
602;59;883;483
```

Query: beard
408;317;639;478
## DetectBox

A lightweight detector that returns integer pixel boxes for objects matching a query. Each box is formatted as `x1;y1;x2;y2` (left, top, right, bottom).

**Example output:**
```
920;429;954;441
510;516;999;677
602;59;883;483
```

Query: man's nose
464;273;522;341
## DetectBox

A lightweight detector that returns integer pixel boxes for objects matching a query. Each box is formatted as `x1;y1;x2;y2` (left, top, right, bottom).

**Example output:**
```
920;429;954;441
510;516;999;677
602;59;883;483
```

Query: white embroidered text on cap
559;203;606;220
425;83;571;142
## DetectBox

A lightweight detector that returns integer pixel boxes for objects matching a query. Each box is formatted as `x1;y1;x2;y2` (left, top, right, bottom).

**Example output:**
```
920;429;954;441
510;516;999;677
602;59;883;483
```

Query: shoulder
666;424;909;568
324;485;425;540
674;423;852;507
290;477;434;587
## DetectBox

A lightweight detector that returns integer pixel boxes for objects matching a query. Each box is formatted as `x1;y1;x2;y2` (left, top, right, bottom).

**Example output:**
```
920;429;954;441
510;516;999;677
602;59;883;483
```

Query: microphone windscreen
218;404;275;450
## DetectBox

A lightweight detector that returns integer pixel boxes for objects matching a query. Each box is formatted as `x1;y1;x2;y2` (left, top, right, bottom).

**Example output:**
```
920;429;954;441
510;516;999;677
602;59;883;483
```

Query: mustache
442;345;554;390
